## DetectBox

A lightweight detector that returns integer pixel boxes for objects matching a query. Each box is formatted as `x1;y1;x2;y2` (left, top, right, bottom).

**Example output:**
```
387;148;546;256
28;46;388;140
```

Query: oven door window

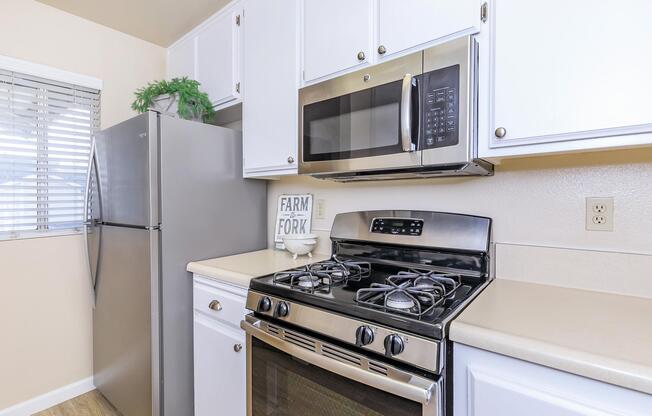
251;338;422;416
303;80;410;162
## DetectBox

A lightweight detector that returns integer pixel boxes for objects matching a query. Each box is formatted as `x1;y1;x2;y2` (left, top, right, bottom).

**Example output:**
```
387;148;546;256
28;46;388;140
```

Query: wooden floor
33;390;122;416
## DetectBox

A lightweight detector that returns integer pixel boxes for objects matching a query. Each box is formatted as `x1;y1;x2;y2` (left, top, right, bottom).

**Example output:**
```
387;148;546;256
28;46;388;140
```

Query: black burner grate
355;269;462;318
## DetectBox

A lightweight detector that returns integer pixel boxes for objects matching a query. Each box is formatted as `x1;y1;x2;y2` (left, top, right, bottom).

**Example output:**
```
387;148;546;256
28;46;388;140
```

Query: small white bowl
282;234;318;259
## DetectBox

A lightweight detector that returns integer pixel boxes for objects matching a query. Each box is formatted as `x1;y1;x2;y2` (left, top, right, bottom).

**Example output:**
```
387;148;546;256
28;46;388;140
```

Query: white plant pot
150;93;203;121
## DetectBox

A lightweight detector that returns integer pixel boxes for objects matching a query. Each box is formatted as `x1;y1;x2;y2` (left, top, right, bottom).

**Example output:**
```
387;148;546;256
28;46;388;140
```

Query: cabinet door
168;36;196;79
489;0;652;149
196;7;242;107
302;0;373;82
376;0;480;60
454;344;652;416
193;314;246;416
242;0;299;177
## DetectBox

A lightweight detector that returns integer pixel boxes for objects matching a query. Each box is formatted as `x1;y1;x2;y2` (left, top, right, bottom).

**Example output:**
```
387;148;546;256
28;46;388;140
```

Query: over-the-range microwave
298;35;493;181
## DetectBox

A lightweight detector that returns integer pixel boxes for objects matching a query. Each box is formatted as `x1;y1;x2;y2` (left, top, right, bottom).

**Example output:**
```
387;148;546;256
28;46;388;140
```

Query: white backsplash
268;147;652;297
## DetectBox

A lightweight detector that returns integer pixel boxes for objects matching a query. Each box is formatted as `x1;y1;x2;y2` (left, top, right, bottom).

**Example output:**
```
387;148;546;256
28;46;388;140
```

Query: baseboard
0;377;95;416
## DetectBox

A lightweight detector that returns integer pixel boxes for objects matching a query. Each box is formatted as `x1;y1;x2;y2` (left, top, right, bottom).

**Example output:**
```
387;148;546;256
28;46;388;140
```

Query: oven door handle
241;317;438;406
400;73;416;152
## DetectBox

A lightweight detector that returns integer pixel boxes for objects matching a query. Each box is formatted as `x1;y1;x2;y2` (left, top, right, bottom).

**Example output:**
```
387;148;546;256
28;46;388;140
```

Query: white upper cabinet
167;1;242;110
242;0;299;177
302;0;373;83
480;0;652;158
196;6;242;107
376;0;481;60
167;36;196;79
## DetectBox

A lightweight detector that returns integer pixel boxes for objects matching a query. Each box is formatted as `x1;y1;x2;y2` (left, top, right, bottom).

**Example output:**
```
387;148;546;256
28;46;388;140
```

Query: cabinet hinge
235;82;240;93
481;2;488;23
236;14;241;26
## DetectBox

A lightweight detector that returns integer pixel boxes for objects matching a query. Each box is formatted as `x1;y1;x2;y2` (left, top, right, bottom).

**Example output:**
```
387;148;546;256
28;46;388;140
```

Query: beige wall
268;148;652;284
0;0;165;410
1;0;165;129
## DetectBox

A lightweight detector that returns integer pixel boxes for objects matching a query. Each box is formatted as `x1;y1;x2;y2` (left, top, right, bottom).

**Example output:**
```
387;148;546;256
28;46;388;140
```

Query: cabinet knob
287;156;295;164
495;127;507;138
357;51;366;61
233;343;243;353
208;300;222;311
377;45;387;55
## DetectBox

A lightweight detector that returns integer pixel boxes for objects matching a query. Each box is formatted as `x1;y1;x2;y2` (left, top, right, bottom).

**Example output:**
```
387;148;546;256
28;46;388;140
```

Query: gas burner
355;279;444;318
296;274;320;288
308;256;371;284
385;290;416;310
273;269;332;292
389;269;461;296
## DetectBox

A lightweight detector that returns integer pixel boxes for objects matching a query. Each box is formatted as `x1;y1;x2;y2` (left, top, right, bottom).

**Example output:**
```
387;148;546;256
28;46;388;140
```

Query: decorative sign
274;194;313;249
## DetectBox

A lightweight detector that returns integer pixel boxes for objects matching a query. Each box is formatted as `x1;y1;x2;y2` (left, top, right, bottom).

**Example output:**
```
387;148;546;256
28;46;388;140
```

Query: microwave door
421;36;476;167
299;52;422;175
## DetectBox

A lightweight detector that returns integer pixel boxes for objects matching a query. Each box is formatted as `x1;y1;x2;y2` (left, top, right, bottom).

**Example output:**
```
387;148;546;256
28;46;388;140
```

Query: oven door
299;52;423;175
241;315;442;416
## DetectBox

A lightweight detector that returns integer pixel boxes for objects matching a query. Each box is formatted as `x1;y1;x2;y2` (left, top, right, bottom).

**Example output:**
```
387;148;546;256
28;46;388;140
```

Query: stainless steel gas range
241;210;492;416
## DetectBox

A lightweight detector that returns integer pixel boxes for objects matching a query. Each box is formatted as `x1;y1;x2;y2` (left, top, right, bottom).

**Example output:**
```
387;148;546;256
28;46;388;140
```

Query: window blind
0;69;100;238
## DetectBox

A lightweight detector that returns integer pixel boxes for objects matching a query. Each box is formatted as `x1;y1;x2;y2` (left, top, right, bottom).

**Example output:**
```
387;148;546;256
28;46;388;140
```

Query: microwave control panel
421;65;460;149
370;218;423;236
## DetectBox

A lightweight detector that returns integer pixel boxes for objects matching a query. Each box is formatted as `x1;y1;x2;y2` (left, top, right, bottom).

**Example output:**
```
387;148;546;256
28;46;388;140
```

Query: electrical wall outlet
315;199;326;220
586;197;614;231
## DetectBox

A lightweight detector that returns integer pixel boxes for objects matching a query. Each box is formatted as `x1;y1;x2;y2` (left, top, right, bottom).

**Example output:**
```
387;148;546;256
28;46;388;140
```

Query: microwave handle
400;74;416;152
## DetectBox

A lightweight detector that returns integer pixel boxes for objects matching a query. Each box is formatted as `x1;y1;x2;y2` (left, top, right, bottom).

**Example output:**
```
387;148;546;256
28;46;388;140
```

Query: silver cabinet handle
287;156;295;164
495;127;507;138
400;74;415;152
208;300;222;311
233;344;242;352
357;51;366;61
378;45;387;55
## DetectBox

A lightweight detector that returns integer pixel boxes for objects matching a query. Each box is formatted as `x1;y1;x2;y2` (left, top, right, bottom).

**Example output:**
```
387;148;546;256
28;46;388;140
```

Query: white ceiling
36;0;232;47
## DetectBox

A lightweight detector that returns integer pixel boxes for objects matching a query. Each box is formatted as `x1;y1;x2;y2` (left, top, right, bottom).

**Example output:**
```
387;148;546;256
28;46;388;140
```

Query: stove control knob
384;334;405;357
355;326;374;347
275;301;290;318
258;297;272;313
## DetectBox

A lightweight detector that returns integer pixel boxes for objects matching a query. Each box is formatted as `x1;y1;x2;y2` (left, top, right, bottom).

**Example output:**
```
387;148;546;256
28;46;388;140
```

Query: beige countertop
450;279;652;395
187;249;330;287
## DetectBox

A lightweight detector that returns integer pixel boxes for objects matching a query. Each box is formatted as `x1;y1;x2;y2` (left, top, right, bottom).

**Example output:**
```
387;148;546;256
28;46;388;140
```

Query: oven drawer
193;279;247;329
242;315;442;416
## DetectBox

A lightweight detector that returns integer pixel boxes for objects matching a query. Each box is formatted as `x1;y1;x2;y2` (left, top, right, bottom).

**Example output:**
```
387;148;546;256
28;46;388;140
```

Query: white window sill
0;228;83;242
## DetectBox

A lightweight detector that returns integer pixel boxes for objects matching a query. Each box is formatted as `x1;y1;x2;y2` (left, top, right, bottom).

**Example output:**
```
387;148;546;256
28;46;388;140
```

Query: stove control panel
246;291;442;373
371;218;423;236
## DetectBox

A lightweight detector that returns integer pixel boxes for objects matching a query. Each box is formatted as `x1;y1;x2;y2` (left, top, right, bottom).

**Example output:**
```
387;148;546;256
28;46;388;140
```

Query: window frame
0;55;102;241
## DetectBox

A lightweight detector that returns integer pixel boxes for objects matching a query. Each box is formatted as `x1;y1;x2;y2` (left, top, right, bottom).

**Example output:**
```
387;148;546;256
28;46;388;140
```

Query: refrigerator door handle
83;139;103;305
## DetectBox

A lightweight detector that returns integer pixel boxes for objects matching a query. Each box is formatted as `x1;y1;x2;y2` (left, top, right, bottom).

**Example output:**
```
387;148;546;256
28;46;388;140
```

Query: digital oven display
370;218;423;236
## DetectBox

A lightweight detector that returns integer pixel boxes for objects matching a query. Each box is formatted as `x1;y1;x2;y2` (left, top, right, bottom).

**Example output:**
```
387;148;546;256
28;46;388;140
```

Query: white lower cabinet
454;343;652;416
193;276;247;416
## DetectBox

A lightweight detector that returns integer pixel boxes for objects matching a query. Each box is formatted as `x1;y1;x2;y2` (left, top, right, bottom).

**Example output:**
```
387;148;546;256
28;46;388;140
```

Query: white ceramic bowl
282;234;318;259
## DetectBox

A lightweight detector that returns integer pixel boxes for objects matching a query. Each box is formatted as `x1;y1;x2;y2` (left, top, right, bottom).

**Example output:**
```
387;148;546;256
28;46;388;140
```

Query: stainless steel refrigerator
84;111;267;416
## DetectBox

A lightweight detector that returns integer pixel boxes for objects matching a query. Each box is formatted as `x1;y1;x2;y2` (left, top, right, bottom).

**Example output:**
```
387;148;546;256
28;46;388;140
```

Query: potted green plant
131;77;215;122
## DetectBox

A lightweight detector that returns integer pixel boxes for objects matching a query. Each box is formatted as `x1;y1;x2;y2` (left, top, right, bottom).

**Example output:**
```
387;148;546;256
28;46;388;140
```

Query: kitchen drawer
193;277;247;330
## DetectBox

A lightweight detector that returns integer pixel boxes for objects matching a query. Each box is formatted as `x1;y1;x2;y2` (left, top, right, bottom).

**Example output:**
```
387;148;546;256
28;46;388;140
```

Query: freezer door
158;116;267;416
95;112;159;227
93;225;160;416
